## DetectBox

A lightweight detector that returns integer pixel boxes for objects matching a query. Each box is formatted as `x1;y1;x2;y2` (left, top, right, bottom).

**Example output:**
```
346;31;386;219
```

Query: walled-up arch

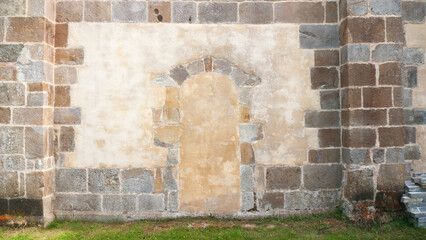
152;57;264;213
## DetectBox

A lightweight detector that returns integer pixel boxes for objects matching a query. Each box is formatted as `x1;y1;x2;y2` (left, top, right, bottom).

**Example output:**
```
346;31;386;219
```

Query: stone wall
0;0;424;224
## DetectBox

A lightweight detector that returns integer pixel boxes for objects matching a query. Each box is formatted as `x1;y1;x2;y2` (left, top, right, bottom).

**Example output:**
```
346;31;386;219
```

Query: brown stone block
27;83;48;92
377;164;404;191
55;66;77;84
148;2;171;23
26;171;54;198
378;127;404;147
340;18;385;45
0;65;17;81
25;127;48;159
341;88;361;109
308;149;340;164
54;85;70;107
386;17;404;43
240;143;254;164
303;164;342;190
54;108;81;125
341;64;376;87
165;87;179;107
341;109;387;127
389;108;403;125
60;126;75;152
344;169;374;201
342;128;376;148
315;50;339;67
0;107;10;124
379;62;402;85
56;1;83;22
84;1;111;22
55;24;68;48
318;128;341;147
326;2;338;23
43;44;54;63
363;87;392;108
275;2;324;23
311;67;339;89
44;19;54;46
154;168;163;193
239;106;250;123
6;17;45;42
154;126;180;147
266;167;301;190
259;192;284;210
239;2;273;24
0;83;25;106
13;108;52;125
55;48;84;65
0;18;4;41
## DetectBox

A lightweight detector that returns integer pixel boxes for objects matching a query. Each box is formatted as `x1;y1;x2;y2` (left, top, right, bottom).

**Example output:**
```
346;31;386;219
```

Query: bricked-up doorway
179;73;241;213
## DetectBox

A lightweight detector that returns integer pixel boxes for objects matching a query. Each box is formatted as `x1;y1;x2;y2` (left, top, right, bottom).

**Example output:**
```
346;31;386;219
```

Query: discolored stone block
55;66;77;84
13;108;51;125
60;126;75;152
26;171;53;198
340;44;370;64
167;191;178;212
55;48;84;65
241;192;254;211
373;149;385;164
0;127;23;154
88;169;120;193
379;62;402;85
259;192;284;210
0;0;25;16
378;127;405;147
404;127;416;144
370;0;401;15
241;165;255;192
9;198;43;216
239;2;273;24
152;75;178;87
54;193;101;211
363;87;393;108
172;2;196;23
346;0;368;16
315;50;339;67
304;165;343;190
402;2;425;23
404;145;421;160
186;60;204;75
239;124;263;142
84;1;111;22
389;108;404;125
0;44;24;62
266;167;301;190
148;2;171;23
340;18;385;44
0;107;10;124
320;90;340;110
55;86;70;107
55;24;68;48
54;108;81;124
342;128;376;148
318;129;341;148
299;25;339;49
377;164;405;191
204;57;213;72
341;88;361;109
275;2;324;23
376;191;404;212
55;168;87;192
213;59;233;75
138;194;165;212
103;195;137;212
372;44;403;62
199;2;237;23
167;149;179;165
0;171;18;197
326;2;338;23
386;148;404;163
122;168;153;193
27;92;46;106
112;1;146;23
0;199;7;214
340;64;376;87
386;17;405;43
240;106;250;123
403;66;417;88
56;1;83;22
403;48;425;66
169;65;189;85
341;109;387;127
304;111;340;128
163;167;177;191
342;148;371;165
404;109;426;125
25;127;47;159
0;83;25;106
309;149;340;164
6;17;44;42
344;169;374;201
285;190;339;210
310;67;339;89
240;143;254;164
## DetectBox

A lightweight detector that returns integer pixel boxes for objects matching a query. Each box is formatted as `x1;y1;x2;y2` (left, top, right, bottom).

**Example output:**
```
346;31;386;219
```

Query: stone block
60;126;75;152
377;164;405;191
344;169;374;201
204;57;212;72
55;24;68;48
0;65;17;81
310;67;339;89
373;149;385;164
172;2;196;23
241;165;255;192
299;25;339;49
88;169;120;193
239;2;273;24
403;66;417;88
0;155;24;170
167;148;179;165
163;167;177;191
112;1;146;23
403;48;425;66
56;1;83;22
326;2;338;23
121;169;153;193
25;127;47;159
55;86;70;107
275;2;324;23
167;191;178;212
340;18;385;44
56;168;87;192
386;17;404;43
17;61;49;83
254;166;265;192
285;190;339;210
304;164;342;190
304;111;340;128
389;108;404;126
55;48;84;65
346;0;368;16
240;106;250;123
378;127;405;147
341;109;387;127
199;2;237;23
402;2;425;23
26;171;53;198
0;107;10;124
386;148;405;163
54;193;101;211
154;126;180;148
240;143;254;164
315;50;339;67
9;198;43;216
0;127;23;154
239;124;263;142
266;167;301;190
148;2;170;23
186;60;204;75
139;194;165;212
341;88;361;109
213;59;233;75
0;44;24;62
0;0;25;16
404;145;421;160
340;64;376;87
84;1;111;22
103;195;137;212
55;66;77;85
370;0;401;15
152;75;179;87
308;149;340;164
393;87;412;108
340;44;370;64
363;87;393;108
6;17;44;42
0;83;24;106
13;108;51;125
342;148;371;165
259;192;284;211
241;192;254;211
163;107;179;124
154;168;163;193
404;127;416;144
318;129;341;147
404;109;426;125
379;62;402;85
372;44;403;62
0;171;18;197
0;198;7;214
238;87;251;106
27;92;46;106
54;108;81;124
169;65;189;85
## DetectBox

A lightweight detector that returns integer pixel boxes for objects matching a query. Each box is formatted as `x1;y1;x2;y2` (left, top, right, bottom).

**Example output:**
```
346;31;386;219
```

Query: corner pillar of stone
339;0;407;220
0;0;56;226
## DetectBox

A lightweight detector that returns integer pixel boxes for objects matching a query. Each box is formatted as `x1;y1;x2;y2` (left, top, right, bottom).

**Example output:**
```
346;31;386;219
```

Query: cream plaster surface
67;23;318;168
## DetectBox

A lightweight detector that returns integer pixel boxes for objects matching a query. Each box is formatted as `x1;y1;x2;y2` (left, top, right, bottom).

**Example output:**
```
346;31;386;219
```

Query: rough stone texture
56;1;83;22
0;108;11;124
139;194;165;212
378;127;405;147
240;143;254;164
241;192;254;211
309;149;340;164
386;17;405;43
0;65;17;81
13;108;51;125
0;127;23;154
0;155;25;170
315;50;339;67
342;148;371;165
363;87;393;108
347;0;368;16
239;124;263;142
16;61;48;83
344;169;374;201
259;192;284;211
163;167;177;191
370;0;402;15
386;148;405;163
326;2;338;23
169;65;189;85
172;2;196;23
311;67;339;89
6;17;45;42
0;199;7;214
341;44;370;64
55;86;70;107
402;1;425;23
55;48;84;65
167;191;178;212
340;18;385;44
341;109;387;127
372;44;403;62
9;198;43;216
148;2;171;23
112;1;146;23
376;191;404;212
212;59;233;76
318;129;341;147
55;66;77;85
54;108;81;125
121;169;153;193
0;83;25;106
54;194;101;211
342;128;377;148
275;2;324;23
403;48;425;66
88;169;120;193
0;171;18;197
152;75;178;87
403;66;417;88
373;149;385;164
241;165;255;192
186;60;204;75
304;111;340;128
266;167;301;190
103;195;137;212
55;168;86;193
404;145;422;160
379;62;402;85
55;24;68;48
377;164;405;191
166;149;179;165
341;88;361;108
199;2;237;23
303;165;343;190
285;190;339;210
84;1;111;22
0;44;24;62
0;0;25;16
26;171;53;198
341;64;376;87
25;127;47;159
60;126;75;152
239;2;273;24
299;25;340;49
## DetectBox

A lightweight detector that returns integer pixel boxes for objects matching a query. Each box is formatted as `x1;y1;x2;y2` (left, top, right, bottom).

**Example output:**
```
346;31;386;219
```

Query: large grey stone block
405;145;422;160
172;2;196;23
122;169;153;193
169;65;189;85
17;61;46;82
239;124;263;142
103;195;137;212
54;193;102;211
259;192;284;211
0;83;25;106
56;168;87;193
285;190;339;210
0;44;24;62
167;191;178;212
402;2;425;23
404;48;425;66
303;164;343;190
403;66;417;88
163;167;177;191
266;167;301;190
199;2;237;23
342;148;371;165
340;44;370;64
88;169;120;193
377;164;405;191
299;25;339;49
241;192;254;211
347;0;368;16
0;155;25;170
372;149;384;164
386;148;405;163
372;44;403;62
139;194;165;212
320;90;340;110
0;127;23;154
186;60;204;75
241;165;255;192
404;109;426;125
370;0;402;15
213;59;233;76
112;1;146;23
